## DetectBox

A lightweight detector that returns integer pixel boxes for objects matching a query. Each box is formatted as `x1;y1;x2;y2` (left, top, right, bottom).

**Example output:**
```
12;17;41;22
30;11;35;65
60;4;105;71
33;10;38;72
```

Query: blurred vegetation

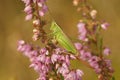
0;0;120;80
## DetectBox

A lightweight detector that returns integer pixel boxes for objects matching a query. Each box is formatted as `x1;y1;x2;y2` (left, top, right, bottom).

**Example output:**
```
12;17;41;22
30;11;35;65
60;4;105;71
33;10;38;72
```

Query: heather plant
17;0;115;80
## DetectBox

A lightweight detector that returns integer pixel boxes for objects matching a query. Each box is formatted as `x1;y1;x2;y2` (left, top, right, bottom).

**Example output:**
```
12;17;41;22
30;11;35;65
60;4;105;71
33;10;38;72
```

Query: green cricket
50;21;77;54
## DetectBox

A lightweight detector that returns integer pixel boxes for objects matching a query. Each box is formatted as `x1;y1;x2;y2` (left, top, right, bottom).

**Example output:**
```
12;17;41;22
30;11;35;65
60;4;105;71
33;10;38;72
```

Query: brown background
0;0;120;80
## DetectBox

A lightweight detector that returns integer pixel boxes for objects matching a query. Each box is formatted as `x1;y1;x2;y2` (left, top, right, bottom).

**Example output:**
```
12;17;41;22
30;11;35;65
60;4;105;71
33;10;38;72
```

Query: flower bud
90;10;97;19
25;14;33;21
101;22;110;30
33;28;40;35
103;47;111;56
33;19;40;26
24;5;32;14
32;34;39;41
73;0;80;6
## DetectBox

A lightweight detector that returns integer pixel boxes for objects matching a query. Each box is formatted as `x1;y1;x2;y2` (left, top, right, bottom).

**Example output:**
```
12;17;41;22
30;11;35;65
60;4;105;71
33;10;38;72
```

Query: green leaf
96;26;103;56
50;21;77;54
96;35;103;54
111;76;115;80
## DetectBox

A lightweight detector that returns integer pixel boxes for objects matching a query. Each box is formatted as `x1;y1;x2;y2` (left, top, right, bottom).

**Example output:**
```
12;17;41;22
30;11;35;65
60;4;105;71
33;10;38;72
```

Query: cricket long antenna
45;2;57;23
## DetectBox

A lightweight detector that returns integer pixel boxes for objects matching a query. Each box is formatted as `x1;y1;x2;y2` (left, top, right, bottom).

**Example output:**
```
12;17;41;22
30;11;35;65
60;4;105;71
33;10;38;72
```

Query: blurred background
0;0;120;80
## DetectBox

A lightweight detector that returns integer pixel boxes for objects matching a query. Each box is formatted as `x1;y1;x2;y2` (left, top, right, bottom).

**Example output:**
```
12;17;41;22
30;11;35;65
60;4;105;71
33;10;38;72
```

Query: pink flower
40;48;47;54
77;22;86;33
101;22;110;30
21;0;31;6
21;0;48;21
88;56;99;63
70;54;76;59
77;22;88;41
45;57;51;64
103;47;111;56
41;65;49;73
80;50;91;61
18;40;25;45
29;50;38;58
32;34;39;41
55;64;60;69
89;61;99;69
19;45;32;57
104;59;112;67
65;55;70;66
87;56;101;73
65;71;76;80
76;69;84;77
57;63;69;76
39;5;48;17
25;14;33;20
37;0;47;4
65;70;83;80
39;11;45;16
24;5;32;14
74;43;82;50
37;74;46;80
18;40;83;80
94;68;101;74
51;54;59;63
37;54;46;63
